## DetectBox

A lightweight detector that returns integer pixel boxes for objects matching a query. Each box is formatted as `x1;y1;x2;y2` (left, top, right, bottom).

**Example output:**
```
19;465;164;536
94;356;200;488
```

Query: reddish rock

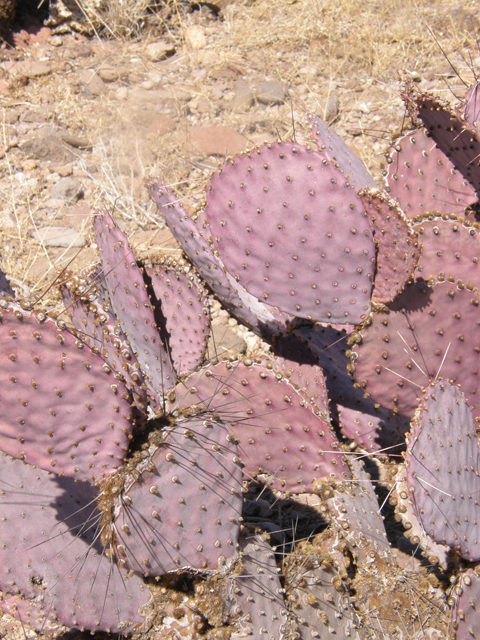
185;125;247;157
147;114;177;136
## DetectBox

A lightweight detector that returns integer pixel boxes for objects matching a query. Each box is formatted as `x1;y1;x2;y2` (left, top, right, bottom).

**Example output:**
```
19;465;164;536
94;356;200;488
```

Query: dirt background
0;0;479;637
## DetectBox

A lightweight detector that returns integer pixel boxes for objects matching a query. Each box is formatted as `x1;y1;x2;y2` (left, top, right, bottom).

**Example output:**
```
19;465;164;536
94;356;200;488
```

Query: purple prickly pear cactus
403;80;480;192
453;568;480;640
384;128;477;216
461;82;480;135
0;302;134;482
205;141;375;324
111;419;243;576
359;187;420;304
93;211;176;397
310;114;377;189
349;280;480;419
405;380;480;561
0;454;151;633
146;177;292;340
413;214;480;289
227;532;288;639
172;358;351;493
144;259;210;377
293;323;410;452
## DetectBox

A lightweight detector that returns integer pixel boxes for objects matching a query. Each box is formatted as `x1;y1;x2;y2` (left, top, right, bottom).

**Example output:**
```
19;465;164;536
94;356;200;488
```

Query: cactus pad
405;380;480;561
384;128;477;216
294;323;410;451
148;179;289;338
462;82;480;135
325;456;392;566
93;211;175;397
0;304;133;481
228;533;288;639
0;454;150;633
310;114;376;189
112;419;243;576
359;187;420;304
145;261;210;376
454;568;480;640
413;214;480;290
205;141;375;324
403;81;480;193
391;464;453;569
173;358;351;492
350;281;480;419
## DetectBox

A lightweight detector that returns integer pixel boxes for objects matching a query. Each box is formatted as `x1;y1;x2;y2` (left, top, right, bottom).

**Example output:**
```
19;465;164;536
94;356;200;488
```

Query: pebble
79;70;105;97
324;92;340;122
256;80;287;105
184;25;207;50
146;115;177;137
49;176;84;202
185;125;248;157
32;227;86;248
98;68;120;83
145;42;176;62
231;80;254;110
358;101;371;114
20;135;74;164
207;325;248;362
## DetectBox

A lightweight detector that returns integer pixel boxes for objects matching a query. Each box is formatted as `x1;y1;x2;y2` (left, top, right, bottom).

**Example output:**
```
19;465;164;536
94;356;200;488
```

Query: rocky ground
0;0;480;637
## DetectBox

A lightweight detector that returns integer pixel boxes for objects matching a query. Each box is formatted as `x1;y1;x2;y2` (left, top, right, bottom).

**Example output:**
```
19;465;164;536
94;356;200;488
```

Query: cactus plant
7;74;480;639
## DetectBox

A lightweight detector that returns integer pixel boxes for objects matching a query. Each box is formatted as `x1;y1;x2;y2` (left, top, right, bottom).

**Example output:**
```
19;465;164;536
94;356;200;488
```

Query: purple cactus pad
205;141;375;324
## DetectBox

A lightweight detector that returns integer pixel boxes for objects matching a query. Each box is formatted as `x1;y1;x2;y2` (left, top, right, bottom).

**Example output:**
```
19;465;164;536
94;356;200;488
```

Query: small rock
147;115;177;137
140;79;154;90
49;177;84;203
20;136;74;164
358;101;371;114
98;68;120;83
186;125;247;157
324;92;340;122
15;61;51;78
184;25;207;50
256;80;287;105
115;86;128;100
50;35;63;47
196;98;211;113
210;86;224;101
56;164;73;177
207;325;247;362
145;41;176;62
79;70;105;97
22;159;37;171
231;80;254;110
32;227;85;248
58;131;92;149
